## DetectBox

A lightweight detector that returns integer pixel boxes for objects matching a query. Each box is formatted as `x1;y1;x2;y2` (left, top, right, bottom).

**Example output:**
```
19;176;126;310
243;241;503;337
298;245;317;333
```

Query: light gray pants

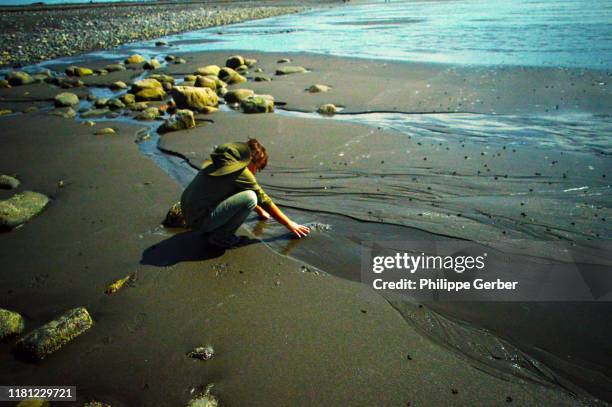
197;190;257;238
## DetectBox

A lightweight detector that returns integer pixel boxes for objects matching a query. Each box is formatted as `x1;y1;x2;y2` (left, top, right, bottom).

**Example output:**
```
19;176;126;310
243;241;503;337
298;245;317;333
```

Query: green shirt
180;162;272;227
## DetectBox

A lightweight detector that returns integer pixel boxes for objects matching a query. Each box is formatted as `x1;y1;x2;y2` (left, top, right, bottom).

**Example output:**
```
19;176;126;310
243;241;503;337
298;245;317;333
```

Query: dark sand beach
0;8;611;406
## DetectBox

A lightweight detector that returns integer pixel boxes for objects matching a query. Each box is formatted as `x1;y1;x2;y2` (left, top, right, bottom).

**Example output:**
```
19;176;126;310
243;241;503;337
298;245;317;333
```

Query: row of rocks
0;5;304;67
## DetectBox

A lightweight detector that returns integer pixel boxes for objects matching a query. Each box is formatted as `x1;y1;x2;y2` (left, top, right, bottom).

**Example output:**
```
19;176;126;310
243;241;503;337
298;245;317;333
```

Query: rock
149;74;175;85
135;87;166;101
174;58;187;64
14;307;93;361
95;127;115;135
160;109;196;133
155;40;168;46
245;58;257;67
253;75;271;82
195;65;220;76
81;108;110;118
187;345;214;360
24;106;38;113
0;109;12;116
50;77;84;88
194;76;216;91
224;88;255;104
218;67;246;84
170;86;218;112
318;103;337;114
136;107;160;120
184;75;198;82
276;66;308;75
0;308;25;339
121;93;136;104
132;78;162;92
104;63;126;72
110;81;128;90
165;55;176;61
144;58;161;70
54;92;79;107
95;98;109;108
187;384;218;407
66;66;93;77
226;55;245;69
94;69;108;76
277;58;291;63
51;107;76;119
0;174;20;189
0;79;11;88
307;84;331;93
0;191;49;230
129;102;149;111
7;71;34;86
107;99;125;110
83;121;95;127
241;95;274;113
125;54;145;64
105;274;133;295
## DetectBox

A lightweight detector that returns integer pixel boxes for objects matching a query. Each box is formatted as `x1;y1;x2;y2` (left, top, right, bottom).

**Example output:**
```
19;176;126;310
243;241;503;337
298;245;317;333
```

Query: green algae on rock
226;55;245;69
307;84;331;93
7;71;34;86
0;109;12;116
66;66;93;77
224;88;254;104
276;65;308;75
54;92;79;107
194;76;217;91
0;174;20;189
171;86;218;112
125;54;145;64
241;95;275;113
95;127;116;135
0;308;25;340
50;107;77;119
136;107;161;120
110;81;128;90
144;58;161;70
15;307;93;361
318;103;337;115
160;109;196;133
0;191;49;230
195;65;221;76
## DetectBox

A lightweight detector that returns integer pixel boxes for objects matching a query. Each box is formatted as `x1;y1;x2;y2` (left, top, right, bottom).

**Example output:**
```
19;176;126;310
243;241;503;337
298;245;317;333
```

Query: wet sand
0;113;588;406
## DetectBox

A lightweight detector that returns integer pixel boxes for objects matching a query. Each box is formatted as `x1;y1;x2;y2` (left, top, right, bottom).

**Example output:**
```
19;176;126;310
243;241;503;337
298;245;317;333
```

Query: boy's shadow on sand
140;230;256;267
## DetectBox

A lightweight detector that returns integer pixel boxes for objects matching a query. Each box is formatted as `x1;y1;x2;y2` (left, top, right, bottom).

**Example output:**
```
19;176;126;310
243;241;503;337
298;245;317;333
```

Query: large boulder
51;107;77;119
54;92;79;107
245;58;258;67
241;95;274;114
195;65;221;76
132;78;166;101
170;86;218;112
194;76;216;91
276;66;308;75
0;79;11;88
160;109;196;133
0;308;25;340
15;307;93;361
0;191;49;230
224;88;254;104
149;74;175;85
7;71;33;86
225;55;245;69
125;54;146;64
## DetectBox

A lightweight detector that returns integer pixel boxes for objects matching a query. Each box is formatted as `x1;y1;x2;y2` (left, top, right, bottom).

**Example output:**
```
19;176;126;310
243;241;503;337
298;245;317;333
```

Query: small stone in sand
155;40;168;46
51;107;76;119
277;58;291;63
136;107;160;120
7;71;34;86
195;65;220;76
15;307;93;361
226;55;245;69
187;384;218;407
195;76;217;91
174;58;187;64
121;93;136;105
253;75;271;82
0;174;20;189
318;103;337;115
144;58;161;70
187;345;215;360
0;308;25;340
95;127;116;135
125;54;146;64
24;106;38;113
54;92;79;107
16;399;50;407
0;191;49;230
276;65;308;75
307;84;331;93
110;81;128;90
0;79;11;88
107;99;125;110
245;58;257;67
241;95;274;114
0;109;12;116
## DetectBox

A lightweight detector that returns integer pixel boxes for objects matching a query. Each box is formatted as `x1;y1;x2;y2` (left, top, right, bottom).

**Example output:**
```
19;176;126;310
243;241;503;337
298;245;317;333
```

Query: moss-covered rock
0;191;49;230
0;174;20;189
107;99;125;110
15;307;93;361
253;75;271;82
110;81;127;90
54;92;79;107
95;98;109;108
276;66;308;75
174;57;187;64
318;103;337;115
66;66;93;77
0;79;11;88
16;399;49;407
125;54;145;64
194;76;216;91
165;55;176;62
160;109;196;133
224;88;255;104
7;71;34;86
0;109;12;116
163;201;187;228
0;308;25;339
144;58;161;70
50;107;76;119
149;74;175;85
95;127;116;135
135;87;166;101
307;84;331;93
195;65;221;76
277;58;291;63
218;67;246;84
121;93;136;105
136;107;160;120
226;55;245;69
241;95;274;114
171;86;218;112
245;58;258;67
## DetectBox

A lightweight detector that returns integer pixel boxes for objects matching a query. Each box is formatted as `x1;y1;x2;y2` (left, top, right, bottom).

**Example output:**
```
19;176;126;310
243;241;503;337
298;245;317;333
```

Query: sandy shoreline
0;40;610;406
